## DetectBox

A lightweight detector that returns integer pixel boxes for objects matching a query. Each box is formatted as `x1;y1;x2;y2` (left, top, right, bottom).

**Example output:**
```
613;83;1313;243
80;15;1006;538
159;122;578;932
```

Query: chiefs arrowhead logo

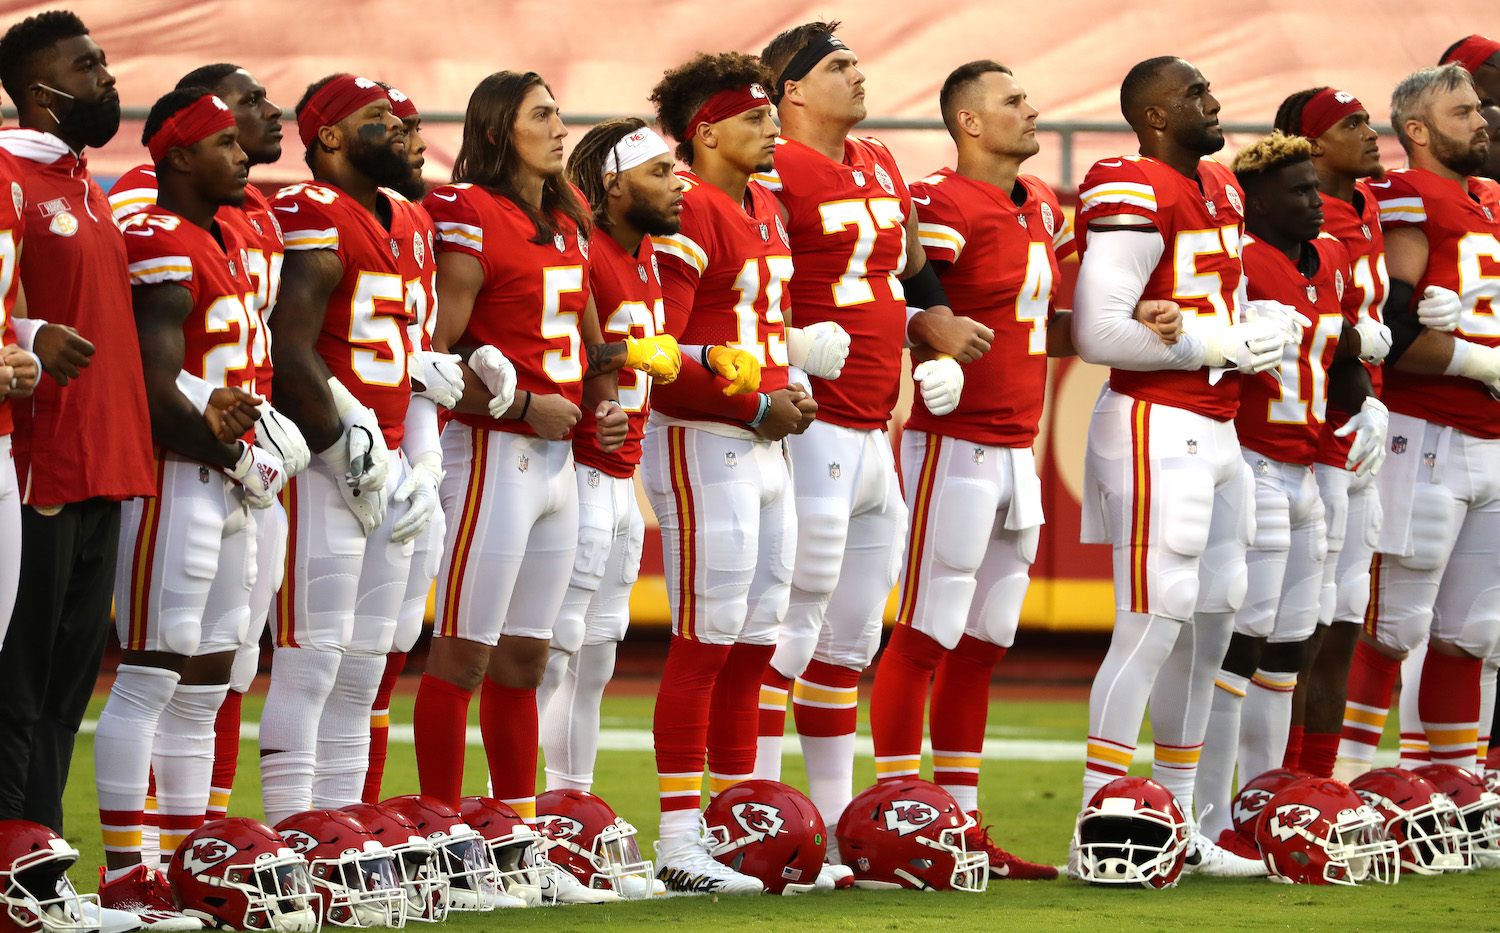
730;802;785;841
1232;788;1274;829
535;815;584;842
278;829;319;855
1264;803;1320;842
882;800;939;836
180;836;239;875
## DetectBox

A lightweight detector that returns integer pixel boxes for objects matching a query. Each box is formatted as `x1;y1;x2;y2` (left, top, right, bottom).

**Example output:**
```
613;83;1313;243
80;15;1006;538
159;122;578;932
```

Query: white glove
469;345;517;418
786;322;851;379
316;435;386;535
1200;308;1285;374
327;377;390;492
255;402;311;478
1416;285;1461;332
409;348;466;409
1246;298;1314;344
913;355;964;416
225;440;286;509
391;451;442;544
1334;395;1389;478
1353;315;1392;365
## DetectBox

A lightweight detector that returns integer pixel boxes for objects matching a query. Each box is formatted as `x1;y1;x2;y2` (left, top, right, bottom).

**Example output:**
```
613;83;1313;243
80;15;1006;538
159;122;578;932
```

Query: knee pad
929;479;998;574
790;502;850;596
1321;482;1349;557
1335;565;1372;624
230;637;261;694
158;613;204;657
1155;469;1213;620
1250;480;1292;553
1398;484;1458;572
974;570;1030;649
551;607;586;655
914;576;978;650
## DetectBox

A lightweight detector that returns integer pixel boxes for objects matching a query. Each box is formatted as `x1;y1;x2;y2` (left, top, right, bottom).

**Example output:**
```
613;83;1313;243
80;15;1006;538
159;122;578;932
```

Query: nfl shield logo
588;469;601;488
389;238;400;258
1392;435;1407;454
724;451;738;469
1186;439;1198;455
1361;224;1371;240
1205;199;1217;217
972;447;985;464
759;223;769;242
554;233;566;252
1255;459;1270;476
518;454;530;472
1306;285;1317;302
851;170;865;187
829;462;841;479
638;264;648;283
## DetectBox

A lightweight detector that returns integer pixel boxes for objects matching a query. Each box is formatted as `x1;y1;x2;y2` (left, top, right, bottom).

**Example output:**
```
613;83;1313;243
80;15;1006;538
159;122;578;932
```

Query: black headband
773;34;849;104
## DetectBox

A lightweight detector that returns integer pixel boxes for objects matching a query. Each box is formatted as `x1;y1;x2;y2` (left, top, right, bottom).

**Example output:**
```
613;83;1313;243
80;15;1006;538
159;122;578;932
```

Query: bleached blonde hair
1232;130;1312;183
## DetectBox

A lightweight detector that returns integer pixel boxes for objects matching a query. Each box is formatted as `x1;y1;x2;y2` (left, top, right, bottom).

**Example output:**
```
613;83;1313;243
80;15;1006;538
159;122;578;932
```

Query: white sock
1195;670;1248;840
942;782;979;816
260;750;316;827
542;642;616;791
1240;667;1298;782
1149;611;1235;818
154;682;228;857
658;807;701;845
536;646;572;743
1398;643;1430;768
800;733;857;832
1480;661;1497;762
312;652;385;809
95;665;180;859
1084;611;1182;807
260;647;341;823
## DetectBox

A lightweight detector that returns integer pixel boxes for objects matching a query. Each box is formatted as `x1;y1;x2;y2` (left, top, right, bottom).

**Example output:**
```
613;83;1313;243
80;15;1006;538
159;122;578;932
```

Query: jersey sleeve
913;176;968;264
1040;182;1077;260
121;213;198;302
1078;159;1162;228
649;190;710;340
424;184;488;268
1371;173;1426;231
1322;237;1356;324
107;165;158;223
271;183;346;260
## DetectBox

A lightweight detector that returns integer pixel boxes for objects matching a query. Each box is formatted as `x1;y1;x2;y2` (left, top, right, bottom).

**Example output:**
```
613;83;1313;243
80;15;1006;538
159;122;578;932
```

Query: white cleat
542;867;619;904
1066;838;1083;881
1183;831;1268;878
812;864;853;891
654;835;764;895
615;873;666;898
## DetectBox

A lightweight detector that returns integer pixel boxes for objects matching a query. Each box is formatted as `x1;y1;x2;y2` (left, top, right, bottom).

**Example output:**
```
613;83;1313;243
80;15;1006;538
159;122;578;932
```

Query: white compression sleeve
1072;227;1211;372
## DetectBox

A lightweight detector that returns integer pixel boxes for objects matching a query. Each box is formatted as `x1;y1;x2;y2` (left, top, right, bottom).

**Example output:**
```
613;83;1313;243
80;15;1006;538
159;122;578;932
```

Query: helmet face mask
1072;783;1190;888
0;826;99;933
1351;769;1470;875
306;845;403;928
1413;764;1500;867
337;804;449;922
1257;779;1400;886
380;797;502;912
233;857;323;932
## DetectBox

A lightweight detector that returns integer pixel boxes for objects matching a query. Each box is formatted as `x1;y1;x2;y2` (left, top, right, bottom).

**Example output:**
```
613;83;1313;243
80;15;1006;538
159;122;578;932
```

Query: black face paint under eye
356;121;390;143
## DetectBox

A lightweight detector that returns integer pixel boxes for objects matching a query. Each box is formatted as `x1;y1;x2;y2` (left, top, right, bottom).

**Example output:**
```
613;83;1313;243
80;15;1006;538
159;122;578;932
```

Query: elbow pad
1383;278;1422;365
902;260;949;310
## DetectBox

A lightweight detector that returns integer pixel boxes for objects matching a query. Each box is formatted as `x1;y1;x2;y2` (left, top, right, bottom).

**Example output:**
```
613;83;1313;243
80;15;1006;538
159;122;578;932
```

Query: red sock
1300;731;1339;777
793;659;862;738
655;635;731;815
207;689;242;820
870;626;946;782
480;677;539;821
1281;724;1304;771
758;669;792;743
413;673;473;807
363;652;407;804
707;642;773;797
1419;650;1482;770
931;635;1004;804
1337;641;1401;764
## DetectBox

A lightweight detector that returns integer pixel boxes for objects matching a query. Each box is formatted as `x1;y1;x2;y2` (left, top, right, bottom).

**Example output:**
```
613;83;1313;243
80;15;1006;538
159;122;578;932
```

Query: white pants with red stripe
1233;449;1326;644
552;469;644;653
0;436;19;649
434;426;577;644
895;428;1039;649
641;421;794;646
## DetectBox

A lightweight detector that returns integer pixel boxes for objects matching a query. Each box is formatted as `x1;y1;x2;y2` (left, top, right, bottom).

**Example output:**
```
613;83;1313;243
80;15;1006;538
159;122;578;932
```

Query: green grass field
62;686;1499;932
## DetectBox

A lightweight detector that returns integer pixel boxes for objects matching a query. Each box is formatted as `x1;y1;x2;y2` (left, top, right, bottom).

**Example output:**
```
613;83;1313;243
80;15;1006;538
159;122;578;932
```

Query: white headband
602;127;672;180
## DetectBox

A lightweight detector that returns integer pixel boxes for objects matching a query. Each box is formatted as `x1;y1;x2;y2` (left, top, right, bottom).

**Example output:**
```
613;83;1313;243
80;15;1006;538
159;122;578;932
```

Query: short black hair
1120;55;1182;125
295;74;342;170
175;63;241;95
142;85;219;160
1272;87;1328;138
939;60;1012;139
0;10;89;106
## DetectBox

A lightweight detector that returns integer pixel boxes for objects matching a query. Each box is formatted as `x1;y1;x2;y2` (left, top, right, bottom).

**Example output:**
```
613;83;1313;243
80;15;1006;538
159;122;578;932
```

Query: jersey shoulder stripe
651;233;708;274
127;255;193;285
282;227;339;251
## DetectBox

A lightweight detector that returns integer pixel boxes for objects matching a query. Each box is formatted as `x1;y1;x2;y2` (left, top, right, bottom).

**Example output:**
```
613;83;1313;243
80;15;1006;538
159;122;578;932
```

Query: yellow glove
707;345;761;396
623;335;681;384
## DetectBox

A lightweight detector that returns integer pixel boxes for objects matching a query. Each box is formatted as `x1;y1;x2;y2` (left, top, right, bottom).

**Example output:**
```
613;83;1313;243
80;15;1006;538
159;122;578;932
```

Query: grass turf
60;688;1497;932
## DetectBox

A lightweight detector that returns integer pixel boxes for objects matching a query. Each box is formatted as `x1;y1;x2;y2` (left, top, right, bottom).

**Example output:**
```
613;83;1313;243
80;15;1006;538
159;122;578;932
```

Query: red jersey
652;173;790;429
0;151;24;438
273;181;413;448
756;136;909;429
426;183;588;437
1313;183;1387;469
0;129;153;505
575;231;661;476
1235;235;1352;466
383;189;437;354
1077;155;1246;421
1373;168;1500;438
908;169;1074;446
122;204;257;444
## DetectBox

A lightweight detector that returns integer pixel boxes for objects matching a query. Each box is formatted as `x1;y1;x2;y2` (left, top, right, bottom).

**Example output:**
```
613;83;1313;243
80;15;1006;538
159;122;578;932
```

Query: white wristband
326;376;361;419
175;370;215;414
12;318;46;352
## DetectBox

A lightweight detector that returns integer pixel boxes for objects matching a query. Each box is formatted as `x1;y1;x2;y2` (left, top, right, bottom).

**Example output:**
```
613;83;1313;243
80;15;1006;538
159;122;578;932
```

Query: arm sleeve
401;394;442;460
1072;227;1209;371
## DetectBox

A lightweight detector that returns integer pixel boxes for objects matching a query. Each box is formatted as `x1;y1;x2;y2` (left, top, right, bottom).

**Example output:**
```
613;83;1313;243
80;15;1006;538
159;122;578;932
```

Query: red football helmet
1350;768;1468;874
532;790;653;897
456;797;552;904
1223;768;1314;855
0;820;98;933
379;796;500;911
339;804;448;923
274;811;403;928
1071;777;1189;889
836;780;987;892
703;780;826;895
1413;764;1500;867
1255;778;1398;885
167;818;320;932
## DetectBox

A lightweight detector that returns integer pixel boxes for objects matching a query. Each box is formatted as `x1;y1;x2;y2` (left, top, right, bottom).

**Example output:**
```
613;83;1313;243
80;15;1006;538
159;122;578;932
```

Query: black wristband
903;260;950;310
518;390;532;421
1384;278;1422;366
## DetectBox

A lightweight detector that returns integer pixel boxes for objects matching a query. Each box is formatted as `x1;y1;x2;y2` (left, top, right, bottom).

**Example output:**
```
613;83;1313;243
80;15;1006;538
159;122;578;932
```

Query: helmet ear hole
1290;850;1311;866
908;858;933;871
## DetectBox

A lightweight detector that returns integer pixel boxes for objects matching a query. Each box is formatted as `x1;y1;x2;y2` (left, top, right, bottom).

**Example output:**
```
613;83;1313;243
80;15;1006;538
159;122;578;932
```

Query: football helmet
339;804;447;923
167;818;320;932
1071;777;1189;889
1350;768;1468;874
1256;778;1398;885
533;790;653;897
0;821;99;933
1222;768;1313;856
1413;764;1500;867
702;780;826;895
275;811;403;928
456;797;552;904
836;780;988;892
378;796;500;911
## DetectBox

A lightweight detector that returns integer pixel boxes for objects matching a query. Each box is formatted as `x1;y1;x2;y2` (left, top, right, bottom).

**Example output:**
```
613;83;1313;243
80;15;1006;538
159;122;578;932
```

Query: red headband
683;84;770;141
148;93;236;165
386;85;417;120
1299;88;1366;140
1443;35;1500;74
297;74;389;148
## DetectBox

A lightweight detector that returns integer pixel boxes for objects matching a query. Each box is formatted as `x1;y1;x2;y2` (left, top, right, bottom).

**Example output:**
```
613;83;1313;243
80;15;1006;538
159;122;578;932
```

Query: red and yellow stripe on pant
125;457;169;650
1128;401;1153;614
439;427;490;639
895;432;944;627
667;427;700;641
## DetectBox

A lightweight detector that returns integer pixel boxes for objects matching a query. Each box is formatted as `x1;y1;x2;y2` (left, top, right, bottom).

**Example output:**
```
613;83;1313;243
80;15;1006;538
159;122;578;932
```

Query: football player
751;19;993;852
1069;56;1299;878
96;87;283;929
0;120;35;659
1194;132;1387;843
260;74;428;825
643;51;814;895
1336;64;1500;780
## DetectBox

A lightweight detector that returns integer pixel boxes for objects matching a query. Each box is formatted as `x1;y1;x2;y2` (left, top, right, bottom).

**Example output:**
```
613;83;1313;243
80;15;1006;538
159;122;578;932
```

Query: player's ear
698;123;717;152
166;146;192;175
958;108;981;141
316;123;342;154
1306;136;1326;158
1404;119;1428;149
1143;103;1168;133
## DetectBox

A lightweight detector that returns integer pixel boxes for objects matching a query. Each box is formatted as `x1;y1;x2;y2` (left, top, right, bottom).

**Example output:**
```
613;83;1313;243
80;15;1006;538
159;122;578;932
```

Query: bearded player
1069;57;1305;878
751;20;993;850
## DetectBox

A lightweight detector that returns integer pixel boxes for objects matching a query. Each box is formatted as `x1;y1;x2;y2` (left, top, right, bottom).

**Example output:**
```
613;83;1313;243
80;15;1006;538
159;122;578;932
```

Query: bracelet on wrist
518;390;533;421
748;393;771;428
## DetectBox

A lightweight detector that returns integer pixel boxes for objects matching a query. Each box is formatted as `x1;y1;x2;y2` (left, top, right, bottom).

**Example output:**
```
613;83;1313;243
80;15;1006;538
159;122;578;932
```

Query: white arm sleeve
1072;227;1211;372
401;394;442;460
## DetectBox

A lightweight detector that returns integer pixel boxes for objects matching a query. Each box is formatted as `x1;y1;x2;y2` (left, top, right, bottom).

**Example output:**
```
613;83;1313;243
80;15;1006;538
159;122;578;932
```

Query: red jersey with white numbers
756;135;909;429
1313;183;1386;469
1235;235;1352;465
1373;168;1500;438
575;231;660;476
908;169;1074;446
383;189;436;354
273;181;413;447
652;173;790;428
426;182;589;437
1077;155;1246;421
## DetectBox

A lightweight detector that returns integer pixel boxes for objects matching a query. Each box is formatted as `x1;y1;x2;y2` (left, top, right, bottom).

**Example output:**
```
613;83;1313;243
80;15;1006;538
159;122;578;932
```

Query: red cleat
1215;827;1263;862
964;811;1059;880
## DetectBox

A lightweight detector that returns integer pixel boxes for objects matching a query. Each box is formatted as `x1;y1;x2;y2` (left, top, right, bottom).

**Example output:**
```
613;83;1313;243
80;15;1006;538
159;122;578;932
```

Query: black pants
0;498;121;833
